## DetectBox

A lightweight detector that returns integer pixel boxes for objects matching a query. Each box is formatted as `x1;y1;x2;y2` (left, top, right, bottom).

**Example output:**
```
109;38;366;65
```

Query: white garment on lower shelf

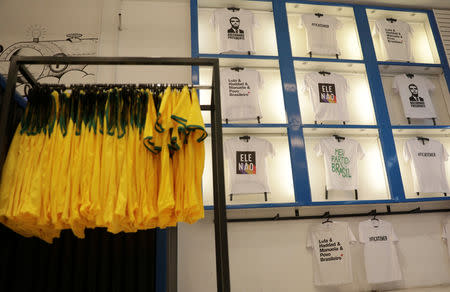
359;219;402;284
307;221;356;286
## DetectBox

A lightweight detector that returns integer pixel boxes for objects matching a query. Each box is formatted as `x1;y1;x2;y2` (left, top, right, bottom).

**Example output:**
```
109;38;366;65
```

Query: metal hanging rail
0;55;231;292
228;206;450;223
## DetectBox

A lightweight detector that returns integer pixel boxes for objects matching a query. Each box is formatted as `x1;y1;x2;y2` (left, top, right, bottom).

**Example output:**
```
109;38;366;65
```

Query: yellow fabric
0;86;206;242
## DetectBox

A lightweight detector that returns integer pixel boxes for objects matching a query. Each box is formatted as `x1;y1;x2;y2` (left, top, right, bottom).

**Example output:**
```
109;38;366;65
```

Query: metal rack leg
0;58;19;175
210;60;231;292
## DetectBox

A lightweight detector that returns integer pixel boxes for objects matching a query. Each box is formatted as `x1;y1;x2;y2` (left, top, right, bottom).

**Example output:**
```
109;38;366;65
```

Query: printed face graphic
230;17;240;29
409;84;418;96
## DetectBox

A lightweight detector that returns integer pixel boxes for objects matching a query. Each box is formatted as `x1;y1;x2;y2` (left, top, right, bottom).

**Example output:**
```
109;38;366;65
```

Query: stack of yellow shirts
0;85;206;243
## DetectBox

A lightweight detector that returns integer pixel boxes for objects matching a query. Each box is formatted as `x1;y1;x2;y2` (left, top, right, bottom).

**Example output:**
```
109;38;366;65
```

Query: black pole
210;59;231;292
227;207;450;223
0;56;19;176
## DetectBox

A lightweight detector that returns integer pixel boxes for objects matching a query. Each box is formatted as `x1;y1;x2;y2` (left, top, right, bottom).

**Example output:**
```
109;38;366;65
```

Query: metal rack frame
0;55;231;292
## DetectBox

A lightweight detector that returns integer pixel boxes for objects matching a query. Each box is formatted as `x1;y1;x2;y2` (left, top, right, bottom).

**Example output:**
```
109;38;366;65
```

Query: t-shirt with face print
299;14;342;56
404;138;450;193
210;8;257;54
359;219;402;284
224;136;274;195
315;137;365;190
302;72;350;122
220;68;263;122
374;19;413;62
393;74;436;119
307;221;357;286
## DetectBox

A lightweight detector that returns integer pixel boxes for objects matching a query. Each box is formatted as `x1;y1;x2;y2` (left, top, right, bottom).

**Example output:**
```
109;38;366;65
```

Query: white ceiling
122;0;450;10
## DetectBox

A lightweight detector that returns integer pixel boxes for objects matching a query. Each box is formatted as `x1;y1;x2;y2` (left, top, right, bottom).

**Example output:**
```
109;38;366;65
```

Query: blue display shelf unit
191;0;450;209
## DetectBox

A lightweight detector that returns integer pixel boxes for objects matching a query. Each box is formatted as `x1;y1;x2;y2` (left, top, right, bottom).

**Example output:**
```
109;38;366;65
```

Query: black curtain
0;226;157;292
0;85;158;292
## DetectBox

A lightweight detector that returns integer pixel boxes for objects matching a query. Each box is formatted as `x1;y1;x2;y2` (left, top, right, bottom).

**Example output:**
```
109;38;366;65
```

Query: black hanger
318;71;331;76
239;135;250;142
231;67;244;72
227;7;240;12
417;136;429;145
386;17;397;23
322;212;332;224
333;134;345;142
315;13;324;18
406;73;414;79
370;210;379;221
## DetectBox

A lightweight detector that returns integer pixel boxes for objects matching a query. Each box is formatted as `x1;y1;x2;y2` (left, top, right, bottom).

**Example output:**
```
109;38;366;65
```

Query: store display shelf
402;197;450;203
377;61;442;68
362;5;429;13
392;125;450;130
309;199;395;206
287;0;353;8
293;57;364;64
204;202;301;210
203;197;450;210
198;53;278;60
205;123;288;128
303;124;378;129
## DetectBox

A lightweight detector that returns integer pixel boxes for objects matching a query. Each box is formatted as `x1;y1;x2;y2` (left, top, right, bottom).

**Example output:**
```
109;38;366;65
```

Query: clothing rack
227;206;450;223
0;56;230;292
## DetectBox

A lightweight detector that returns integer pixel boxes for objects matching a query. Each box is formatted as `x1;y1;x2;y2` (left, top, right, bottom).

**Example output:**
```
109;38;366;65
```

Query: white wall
179;208;450;292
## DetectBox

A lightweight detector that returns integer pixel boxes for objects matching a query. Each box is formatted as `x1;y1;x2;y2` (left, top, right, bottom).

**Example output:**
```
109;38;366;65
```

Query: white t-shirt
442;217;450;256
210;8;257;54
393;74;436;119
220;68;263;121
359;219;402;284
374;19;413;62
299;14;342;56
303;72;349;122
315;138;364;191
307;221;356;286
404;138;450;193
224;137;274;194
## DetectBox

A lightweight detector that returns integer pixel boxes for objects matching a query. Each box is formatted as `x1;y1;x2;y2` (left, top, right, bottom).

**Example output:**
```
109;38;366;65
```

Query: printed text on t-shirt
318;238;344;262
369;235;388;241
236;151;256;174
384;28;404;44
319;83;337;103
331;149;351;178
227;78;251;97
